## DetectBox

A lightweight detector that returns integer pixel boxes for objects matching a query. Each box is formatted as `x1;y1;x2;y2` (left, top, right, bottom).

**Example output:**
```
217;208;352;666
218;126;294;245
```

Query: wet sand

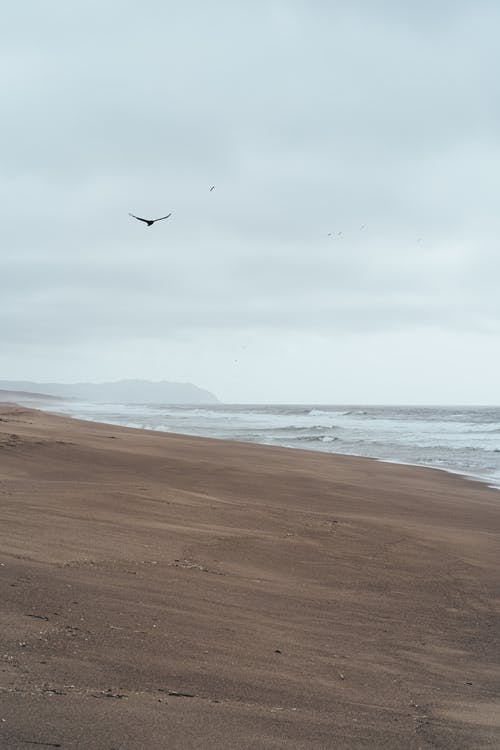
1;404;499;749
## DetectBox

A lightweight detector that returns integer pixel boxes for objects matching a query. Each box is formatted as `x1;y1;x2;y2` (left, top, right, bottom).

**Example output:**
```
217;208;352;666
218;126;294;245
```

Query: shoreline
1;404;500;748
376;455;500;492
42;403;500;493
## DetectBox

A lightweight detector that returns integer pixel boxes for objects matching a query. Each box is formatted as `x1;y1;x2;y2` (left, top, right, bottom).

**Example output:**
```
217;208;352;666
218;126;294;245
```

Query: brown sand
0;404;499;749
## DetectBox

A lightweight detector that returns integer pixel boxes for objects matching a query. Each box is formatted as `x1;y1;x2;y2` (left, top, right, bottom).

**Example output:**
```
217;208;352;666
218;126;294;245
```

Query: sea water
46;402;500;489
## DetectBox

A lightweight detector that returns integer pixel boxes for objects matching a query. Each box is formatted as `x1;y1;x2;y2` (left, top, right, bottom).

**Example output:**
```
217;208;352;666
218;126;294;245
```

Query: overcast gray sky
2;1;499;403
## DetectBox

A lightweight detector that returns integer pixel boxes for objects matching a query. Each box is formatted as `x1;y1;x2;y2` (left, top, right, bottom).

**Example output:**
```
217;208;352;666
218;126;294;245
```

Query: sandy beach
1;404;499;749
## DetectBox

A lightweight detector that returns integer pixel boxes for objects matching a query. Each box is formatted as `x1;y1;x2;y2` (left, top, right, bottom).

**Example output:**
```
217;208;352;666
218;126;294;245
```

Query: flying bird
129;212;172;227
209;185;216;192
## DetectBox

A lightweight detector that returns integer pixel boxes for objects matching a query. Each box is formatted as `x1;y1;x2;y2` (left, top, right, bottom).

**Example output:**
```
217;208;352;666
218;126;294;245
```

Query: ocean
46;402;500;490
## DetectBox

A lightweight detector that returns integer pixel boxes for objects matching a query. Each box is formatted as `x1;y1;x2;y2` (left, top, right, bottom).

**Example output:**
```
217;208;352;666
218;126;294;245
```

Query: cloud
1;1;499;399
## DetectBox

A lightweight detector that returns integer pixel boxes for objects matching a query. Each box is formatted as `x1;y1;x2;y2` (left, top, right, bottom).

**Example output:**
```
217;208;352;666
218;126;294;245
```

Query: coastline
376;456;500;492
1;403;500;749
42;402;500;493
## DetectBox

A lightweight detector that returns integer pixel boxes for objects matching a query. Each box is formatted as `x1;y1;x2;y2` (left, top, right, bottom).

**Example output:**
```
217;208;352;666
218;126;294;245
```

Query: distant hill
0;389;63;403
0;380;219;405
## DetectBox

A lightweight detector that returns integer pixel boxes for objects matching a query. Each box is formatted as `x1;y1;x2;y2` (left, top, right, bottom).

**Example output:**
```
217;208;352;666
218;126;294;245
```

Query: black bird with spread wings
129;212;172;227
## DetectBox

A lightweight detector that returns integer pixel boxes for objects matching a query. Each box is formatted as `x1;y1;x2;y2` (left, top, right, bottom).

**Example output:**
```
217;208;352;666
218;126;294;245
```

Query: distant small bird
209;185;215;192
337;231;343;236
129;212;172;227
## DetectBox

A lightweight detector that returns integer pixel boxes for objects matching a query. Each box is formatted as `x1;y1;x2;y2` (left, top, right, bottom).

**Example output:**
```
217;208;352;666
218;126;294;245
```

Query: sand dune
1;404;499;749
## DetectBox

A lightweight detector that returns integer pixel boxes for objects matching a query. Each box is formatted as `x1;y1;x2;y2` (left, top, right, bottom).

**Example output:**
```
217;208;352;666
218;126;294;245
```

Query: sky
1;0;499;403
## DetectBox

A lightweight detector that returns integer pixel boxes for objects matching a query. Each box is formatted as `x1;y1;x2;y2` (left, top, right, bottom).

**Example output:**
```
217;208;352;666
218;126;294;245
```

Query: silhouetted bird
209;185;216;191
129;212;172;227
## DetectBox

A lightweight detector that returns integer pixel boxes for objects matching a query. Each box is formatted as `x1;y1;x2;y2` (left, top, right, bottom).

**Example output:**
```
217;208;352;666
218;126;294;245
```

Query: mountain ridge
0;379;219;404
